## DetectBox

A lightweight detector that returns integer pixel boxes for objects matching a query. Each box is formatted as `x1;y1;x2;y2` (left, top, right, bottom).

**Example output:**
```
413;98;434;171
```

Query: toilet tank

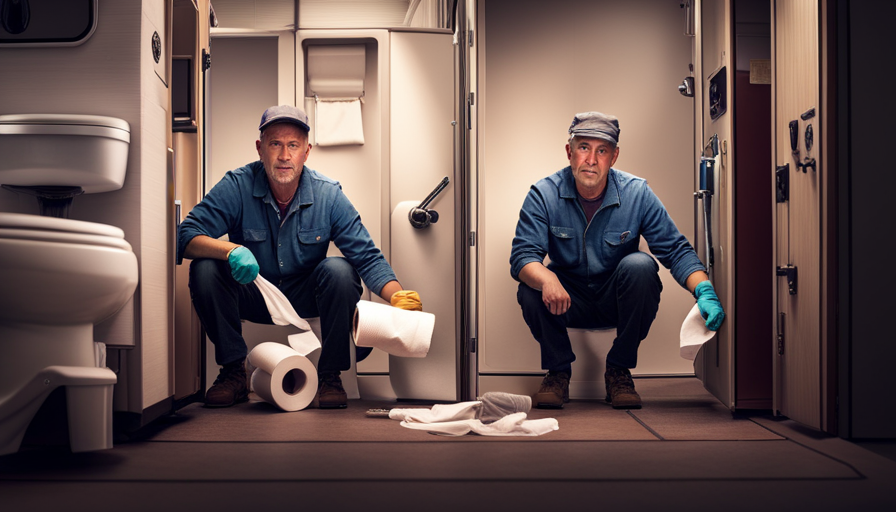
0;114;130;193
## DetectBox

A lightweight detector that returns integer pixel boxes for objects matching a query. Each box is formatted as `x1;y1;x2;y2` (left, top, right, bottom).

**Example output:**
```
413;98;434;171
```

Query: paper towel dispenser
306;44;367;146
307;44;366;99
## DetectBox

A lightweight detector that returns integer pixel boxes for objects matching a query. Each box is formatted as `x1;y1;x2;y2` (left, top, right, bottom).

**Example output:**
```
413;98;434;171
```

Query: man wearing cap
178;105;422;409
510;111;725;409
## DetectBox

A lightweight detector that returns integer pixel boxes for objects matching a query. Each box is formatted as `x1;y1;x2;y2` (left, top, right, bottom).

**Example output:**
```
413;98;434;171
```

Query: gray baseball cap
258;105;310;133
568;111;620;145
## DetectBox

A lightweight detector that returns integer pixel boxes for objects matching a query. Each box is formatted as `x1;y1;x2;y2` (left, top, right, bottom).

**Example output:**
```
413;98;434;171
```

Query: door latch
776;265;798;295
776;164;789;203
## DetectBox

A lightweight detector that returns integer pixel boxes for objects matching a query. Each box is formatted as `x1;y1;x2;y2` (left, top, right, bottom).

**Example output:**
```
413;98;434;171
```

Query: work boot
534;371;570;409
314;372;347;409
605;366;642;409
205;360;249;408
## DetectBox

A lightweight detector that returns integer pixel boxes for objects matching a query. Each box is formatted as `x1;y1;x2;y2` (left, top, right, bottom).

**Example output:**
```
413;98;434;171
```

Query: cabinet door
773;0;822;430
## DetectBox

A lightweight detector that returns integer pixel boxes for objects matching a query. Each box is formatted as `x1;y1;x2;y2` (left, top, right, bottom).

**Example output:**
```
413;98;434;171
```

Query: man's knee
617;252;662;295
517;282;541;308
618;252;660;279
314;257;362;295
189;258;229;291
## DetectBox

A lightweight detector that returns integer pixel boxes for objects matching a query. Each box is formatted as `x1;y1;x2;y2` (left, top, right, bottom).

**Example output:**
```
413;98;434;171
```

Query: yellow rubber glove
390;290;423;311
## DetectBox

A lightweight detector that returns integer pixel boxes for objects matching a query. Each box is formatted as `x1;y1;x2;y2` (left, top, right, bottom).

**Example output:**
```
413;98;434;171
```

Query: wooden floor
2;378;895;512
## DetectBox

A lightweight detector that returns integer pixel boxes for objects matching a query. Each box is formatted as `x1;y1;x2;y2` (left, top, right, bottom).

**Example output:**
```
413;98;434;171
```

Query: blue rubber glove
227;246;259;285
694;280;725;331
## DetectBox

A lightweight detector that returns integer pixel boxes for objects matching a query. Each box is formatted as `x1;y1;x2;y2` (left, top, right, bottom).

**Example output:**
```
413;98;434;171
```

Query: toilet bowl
0;114;137;455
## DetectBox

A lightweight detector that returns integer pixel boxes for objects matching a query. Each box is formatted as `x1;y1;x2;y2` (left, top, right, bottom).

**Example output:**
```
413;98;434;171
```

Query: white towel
388;401;481;423
314;98;365;146
353;300;434;358
680;303;715;360
399;413;559;437
253;275;320;354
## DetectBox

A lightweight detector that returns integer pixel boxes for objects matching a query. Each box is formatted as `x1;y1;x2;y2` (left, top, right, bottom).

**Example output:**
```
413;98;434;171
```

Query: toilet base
0;366;116;456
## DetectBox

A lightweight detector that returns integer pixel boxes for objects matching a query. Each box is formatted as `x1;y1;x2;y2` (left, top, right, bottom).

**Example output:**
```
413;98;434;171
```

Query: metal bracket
777;312;785;355
776;265;798;295
797;158;816;173
776;164;789;203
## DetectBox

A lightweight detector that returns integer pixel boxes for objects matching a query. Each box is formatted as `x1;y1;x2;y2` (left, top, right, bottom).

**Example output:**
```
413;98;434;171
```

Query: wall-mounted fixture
678;76;695;97
409;177;449;229
0;0;97;47
708;66;727;120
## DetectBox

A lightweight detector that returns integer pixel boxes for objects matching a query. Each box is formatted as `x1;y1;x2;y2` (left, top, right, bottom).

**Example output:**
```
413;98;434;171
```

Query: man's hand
227;246;259;284
694;280;725;331
391;290;423;311
541;273;571;316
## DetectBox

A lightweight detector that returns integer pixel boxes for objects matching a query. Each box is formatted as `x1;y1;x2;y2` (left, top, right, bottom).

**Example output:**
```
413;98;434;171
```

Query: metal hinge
469;29;474;47
777;312;785;355
469;231;476;246
202;48;211;72
469;337;477;353
776;265;798;295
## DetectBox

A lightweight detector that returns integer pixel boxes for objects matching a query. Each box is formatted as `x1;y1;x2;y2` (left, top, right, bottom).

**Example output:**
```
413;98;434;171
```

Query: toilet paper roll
680;303;716;360
352;300;435;358
248;342;318;411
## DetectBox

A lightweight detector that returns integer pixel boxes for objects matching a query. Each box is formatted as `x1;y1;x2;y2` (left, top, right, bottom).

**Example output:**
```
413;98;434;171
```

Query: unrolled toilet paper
352;300;435;358
248;342;319;412
253;274;321;355
680;303;716;360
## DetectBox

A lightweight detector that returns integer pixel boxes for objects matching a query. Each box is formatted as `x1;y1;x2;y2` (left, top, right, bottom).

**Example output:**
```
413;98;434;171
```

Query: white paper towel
253;275;322;354
314;98;365;146
352;300;435;358
399;413;559;437
680;303;716;360
254;275;311;331
248;342;318;412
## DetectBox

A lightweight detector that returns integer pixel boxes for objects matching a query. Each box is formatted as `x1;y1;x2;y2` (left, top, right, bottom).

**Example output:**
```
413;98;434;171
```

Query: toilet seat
0;212;131;251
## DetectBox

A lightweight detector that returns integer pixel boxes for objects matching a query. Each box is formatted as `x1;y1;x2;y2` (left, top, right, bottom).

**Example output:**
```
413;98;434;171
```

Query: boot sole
534;393;567;409
204;394;249;408
605;396;642;409
318;403;347;409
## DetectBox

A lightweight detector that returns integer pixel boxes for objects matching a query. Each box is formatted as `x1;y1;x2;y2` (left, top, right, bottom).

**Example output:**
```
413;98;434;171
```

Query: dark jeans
517;251;663;372
188;256;369;373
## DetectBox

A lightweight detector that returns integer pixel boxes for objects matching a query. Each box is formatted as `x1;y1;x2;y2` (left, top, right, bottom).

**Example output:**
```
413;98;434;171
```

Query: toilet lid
0;114;130;143
0;114;130;132
0;212;132;251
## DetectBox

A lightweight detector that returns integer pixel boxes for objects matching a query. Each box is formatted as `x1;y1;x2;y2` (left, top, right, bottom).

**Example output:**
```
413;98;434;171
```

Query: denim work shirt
510;167;705;289
177;161;396;295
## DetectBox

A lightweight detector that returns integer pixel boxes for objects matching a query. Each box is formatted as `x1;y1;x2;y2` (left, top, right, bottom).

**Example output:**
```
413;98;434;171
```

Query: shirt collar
560;166;621;208
252;163;314;209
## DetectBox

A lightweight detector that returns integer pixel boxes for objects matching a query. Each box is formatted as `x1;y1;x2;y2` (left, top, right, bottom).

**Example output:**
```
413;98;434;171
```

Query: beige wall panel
478;0;697;379
388;31;457;399
207;37;280;186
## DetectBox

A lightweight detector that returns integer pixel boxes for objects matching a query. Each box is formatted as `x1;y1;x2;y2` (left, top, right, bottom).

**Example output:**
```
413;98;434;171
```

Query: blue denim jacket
177;161;396;295
510;167;705;289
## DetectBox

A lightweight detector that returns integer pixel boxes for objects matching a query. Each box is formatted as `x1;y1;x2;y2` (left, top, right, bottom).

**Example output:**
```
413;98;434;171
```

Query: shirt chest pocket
241;229;269;244
603;229;639;254
548;225;580;267
298;228;331;246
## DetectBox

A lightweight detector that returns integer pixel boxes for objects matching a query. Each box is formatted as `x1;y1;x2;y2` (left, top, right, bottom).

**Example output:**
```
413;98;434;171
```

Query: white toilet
0;114;138;455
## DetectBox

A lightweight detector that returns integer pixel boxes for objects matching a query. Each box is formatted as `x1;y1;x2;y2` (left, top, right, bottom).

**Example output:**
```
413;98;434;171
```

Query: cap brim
569;131;617;144
260;118;310;132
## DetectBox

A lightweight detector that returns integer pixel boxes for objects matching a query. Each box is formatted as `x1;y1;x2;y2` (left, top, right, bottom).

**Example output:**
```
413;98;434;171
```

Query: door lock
776;265;798;295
